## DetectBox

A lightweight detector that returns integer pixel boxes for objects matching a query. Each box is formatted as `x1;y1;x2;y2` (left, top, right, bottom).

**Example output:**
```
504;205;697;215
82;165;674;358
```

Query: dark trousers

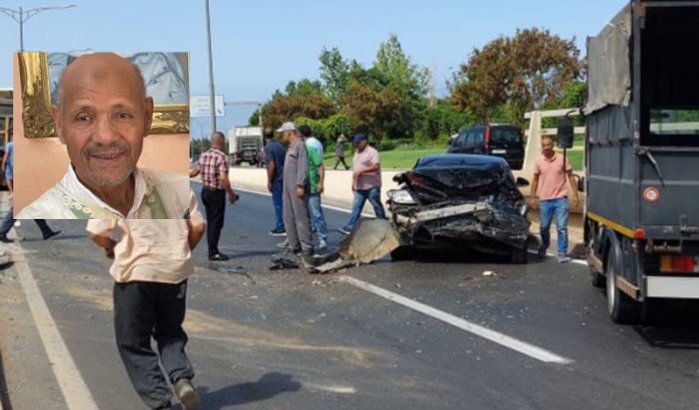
333;155;349;170
271;179;284;231
201;188;226;257
114;280;193;409
0;206;54;238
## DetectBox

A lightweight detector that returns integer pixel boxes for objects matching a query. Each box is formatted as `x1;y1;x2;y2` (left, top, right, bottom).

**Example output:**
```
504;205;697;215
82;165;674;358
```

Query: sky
0;0;628;138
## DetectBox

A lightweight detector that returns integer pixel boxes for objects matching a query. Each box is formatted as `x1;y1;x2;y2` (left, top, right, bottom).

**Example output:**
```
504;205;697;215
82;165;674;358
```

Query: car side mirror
516;177;530;187
557;117;574;149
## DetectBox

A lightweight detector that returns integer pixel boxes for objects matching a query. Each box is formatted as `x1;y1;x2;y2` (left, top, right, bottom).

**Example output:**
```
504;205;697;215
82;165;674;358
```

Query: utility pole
0;5;76;51
204;0;217;134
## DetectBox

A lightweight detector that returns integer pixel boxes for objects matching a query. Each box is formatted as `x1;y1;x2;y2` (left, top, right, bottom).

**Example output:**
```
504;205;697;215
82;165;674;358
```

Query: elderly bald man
17;52;190;219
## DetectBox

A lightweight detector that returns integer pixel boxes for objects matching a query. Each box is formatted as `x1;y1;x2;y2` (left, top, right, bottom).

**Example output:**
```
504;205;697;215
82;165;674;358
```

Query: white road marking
338;276;574;365
304;382;356;394
13;249;99;409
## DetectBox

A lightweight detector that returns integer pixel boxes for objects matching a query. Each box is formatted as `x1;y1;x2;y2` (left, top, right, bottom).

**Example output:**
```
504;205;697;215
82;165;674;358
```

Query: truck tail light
660;255;697;273
485;127;491;149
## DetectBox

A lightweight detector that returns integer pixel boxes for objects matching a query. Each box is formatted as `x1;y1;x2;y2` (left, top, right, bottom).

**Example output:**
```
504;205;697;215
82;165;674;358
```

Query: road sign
190;95;225;117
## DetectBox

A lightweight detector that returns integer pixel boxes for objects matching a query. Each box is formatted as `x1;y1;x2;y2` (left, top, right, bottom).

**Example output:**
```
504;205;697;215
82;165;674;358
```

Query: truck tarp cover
585;4;632;114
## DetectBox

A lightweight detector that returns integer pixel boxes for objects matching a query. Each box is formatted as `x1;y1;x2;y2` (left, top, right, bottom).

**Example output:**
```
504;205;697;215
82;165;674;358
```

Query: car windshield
490;128;520;148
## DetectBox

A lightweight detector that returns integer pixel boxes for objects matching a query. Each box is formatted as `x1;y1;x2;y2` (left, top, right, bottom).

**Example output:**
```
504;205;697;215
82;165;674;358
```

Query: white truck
228;126;263;166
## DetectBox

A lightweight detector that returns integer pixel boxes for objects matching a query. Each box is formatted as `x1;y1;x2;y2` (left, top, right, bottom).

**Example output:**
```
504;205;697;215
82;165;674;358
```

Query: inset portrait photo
12;51;191;219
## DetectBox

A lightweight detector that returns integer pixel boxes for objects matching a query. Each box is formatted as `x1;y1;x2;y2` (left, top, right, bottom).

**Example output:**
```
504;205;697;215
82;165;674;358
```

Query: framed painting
18;51;190;138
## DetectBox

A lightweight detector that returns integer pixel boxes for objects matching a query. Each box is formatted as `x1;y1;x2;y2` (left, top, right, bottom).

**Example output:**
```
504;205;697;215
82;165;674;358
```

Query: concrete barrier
228;166;583;214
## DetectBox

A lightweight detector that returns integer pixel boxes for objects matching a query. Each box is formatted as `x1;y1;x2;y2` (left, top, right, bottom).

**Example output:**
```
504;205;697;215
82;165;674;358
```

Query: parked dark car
387;154;532;263
448;124;524;170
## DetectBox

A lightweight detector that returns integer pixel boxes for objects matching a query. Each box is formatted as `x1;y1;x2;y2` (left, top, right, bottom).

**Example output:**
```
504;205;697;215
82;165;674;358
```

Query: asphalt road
1;183;699;410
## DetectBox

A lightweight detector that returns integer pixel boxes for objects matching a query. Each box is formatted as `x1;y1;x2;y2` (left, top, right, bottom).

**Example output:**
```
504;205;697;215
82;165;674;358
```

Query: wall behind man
12;53;190;214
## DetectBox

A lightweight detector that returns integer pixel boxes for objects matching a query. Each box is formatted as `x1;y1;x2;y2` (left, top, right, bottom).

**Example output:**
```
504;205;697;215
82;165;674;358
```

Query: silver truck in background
228;126;263;166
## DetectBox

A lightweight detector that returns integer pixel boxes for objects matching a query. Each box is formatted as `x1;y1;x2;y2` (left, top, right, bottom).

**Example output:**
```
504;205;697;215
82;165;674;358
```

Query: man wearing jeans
264;128;286;237
299;125;328;251
529;136;580;263
339;134;386;235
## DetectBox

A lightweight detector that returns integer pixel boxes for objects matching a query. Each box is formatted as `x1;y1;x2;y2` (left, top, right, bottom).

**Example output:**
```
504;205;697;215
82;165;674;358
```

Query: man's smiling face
52;53;153;188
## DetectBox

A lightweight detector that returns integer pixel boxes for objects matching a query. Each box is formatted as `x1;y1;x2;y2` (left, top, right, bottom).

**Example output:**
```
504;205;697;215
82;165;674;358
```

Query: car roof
415;154;509;170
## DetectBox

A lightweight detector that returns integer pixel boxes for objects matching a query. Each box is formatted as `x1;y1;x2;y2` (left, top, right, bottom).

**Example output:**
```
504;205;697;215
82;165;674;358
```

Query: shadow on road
197;372;301;409
635;300;699;349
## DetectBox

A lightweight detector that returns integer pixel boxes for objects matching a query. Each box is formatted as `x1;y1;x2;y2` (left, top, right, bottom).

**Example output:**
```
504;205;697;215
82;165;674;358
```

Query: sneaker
174;378;200;410
276;239;289;249
338;226;352;236
317;239;328;251
208;253;230;261
269;228;286;237
557;254;571;264
537;246;547;258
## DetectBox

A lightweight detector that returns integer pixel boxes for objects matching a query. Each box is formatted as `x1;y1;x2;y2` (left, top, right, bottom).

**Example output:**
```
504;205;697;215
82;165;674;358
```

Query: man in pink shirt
339;134;386;234
529;136;580;263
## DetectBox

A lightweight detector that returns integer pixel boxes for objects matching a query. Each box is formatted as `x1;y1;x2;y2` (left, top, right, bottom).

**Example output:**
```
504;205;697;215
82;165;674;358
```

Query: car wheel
510;247;528;264
390;246;413;261
606;249;640;324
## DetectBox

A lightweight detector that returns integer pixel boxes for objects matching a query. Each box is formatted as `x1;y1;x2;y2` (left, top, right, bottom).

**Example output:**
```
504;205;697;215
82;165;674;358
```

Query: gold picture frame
18;51;190;138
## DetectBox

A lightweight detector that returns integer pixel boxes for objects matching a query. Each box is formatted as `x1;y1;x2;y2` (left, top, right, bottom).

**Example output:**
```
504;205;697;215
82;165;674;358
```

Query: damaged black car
387;154;532;263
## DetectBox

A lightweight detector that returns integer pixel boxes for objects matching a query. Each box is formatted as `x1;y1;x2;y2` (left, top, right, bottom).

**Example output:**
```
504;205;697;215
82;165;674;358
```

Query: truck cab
583;0;699;324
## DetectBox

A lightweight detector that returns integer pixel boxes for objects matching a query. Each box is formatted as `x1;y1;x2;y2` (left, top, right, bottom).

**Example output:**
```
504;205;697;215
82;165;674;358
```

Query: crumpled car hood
391;166;529;249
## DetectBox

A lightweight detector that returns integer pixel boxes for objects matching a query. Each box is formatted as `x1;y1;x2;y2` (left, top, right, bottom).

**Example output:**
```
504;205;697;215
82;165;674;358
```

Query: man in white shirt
17;52;189;219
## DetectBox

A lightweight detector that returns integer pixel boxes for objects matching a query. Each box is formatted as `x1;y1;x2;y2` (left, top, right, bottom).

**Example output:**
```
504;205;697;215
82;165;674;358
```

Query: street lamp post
0;5;76;51
204;0;217;134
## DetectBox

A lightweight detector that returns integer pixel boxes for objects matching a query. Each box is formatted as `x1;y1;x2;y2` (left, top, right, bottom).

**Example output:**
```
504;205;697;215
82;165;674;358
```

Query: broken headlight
388;189;416;205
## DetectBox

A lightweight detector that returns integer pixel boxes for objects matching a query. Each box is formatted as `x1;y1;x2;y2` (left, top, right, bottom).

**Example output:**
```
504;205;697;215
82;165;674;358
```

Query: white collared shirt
64;164;146;218
16;165;191;219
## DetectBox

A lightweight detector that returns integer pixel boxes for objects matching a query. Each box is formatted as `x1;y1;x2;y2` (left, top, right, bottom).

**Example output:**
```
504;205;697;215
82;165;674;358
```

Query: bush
377;140;398;151
294;114;353;146
419;102;476;141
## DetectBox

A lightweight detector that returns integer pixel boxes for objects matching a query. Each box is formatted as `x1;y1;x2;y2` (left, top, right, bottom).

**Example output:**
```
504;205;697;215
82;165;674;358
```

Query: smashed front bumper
391;201;530;250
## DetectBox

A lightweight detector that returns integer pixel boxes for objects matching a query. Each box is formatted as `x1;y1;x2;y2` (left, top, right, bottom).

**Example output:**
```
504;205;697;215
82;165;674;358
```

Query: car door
471;128;486;154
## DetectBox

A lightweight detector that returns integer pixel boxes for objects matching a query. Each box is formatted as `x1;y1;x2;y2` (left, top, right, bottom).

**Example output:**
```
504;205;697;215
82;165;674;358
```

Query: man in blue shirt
264;128;286;236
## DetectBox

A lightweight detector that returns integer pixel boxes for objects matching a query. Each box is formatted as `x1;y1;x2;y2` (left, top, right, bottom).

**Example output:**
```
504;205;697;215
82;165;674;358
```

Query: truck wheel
591;269;605;288
588;238;605;288
510;246;528;264
606;249;640;324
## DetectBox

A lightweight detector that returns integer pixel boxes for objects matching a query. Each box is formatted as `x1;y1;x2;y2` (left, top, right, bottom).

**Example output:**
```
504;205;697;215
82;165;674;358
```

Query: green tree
319;47;351;105
248;109;260;126
451;28;582;126
261;88;336;131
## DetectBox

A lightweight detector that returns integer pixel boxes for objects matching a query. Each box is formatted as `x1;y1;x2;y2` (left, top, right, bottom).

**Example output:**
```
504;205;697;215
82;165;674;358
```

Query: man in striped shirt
190;132;238;261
